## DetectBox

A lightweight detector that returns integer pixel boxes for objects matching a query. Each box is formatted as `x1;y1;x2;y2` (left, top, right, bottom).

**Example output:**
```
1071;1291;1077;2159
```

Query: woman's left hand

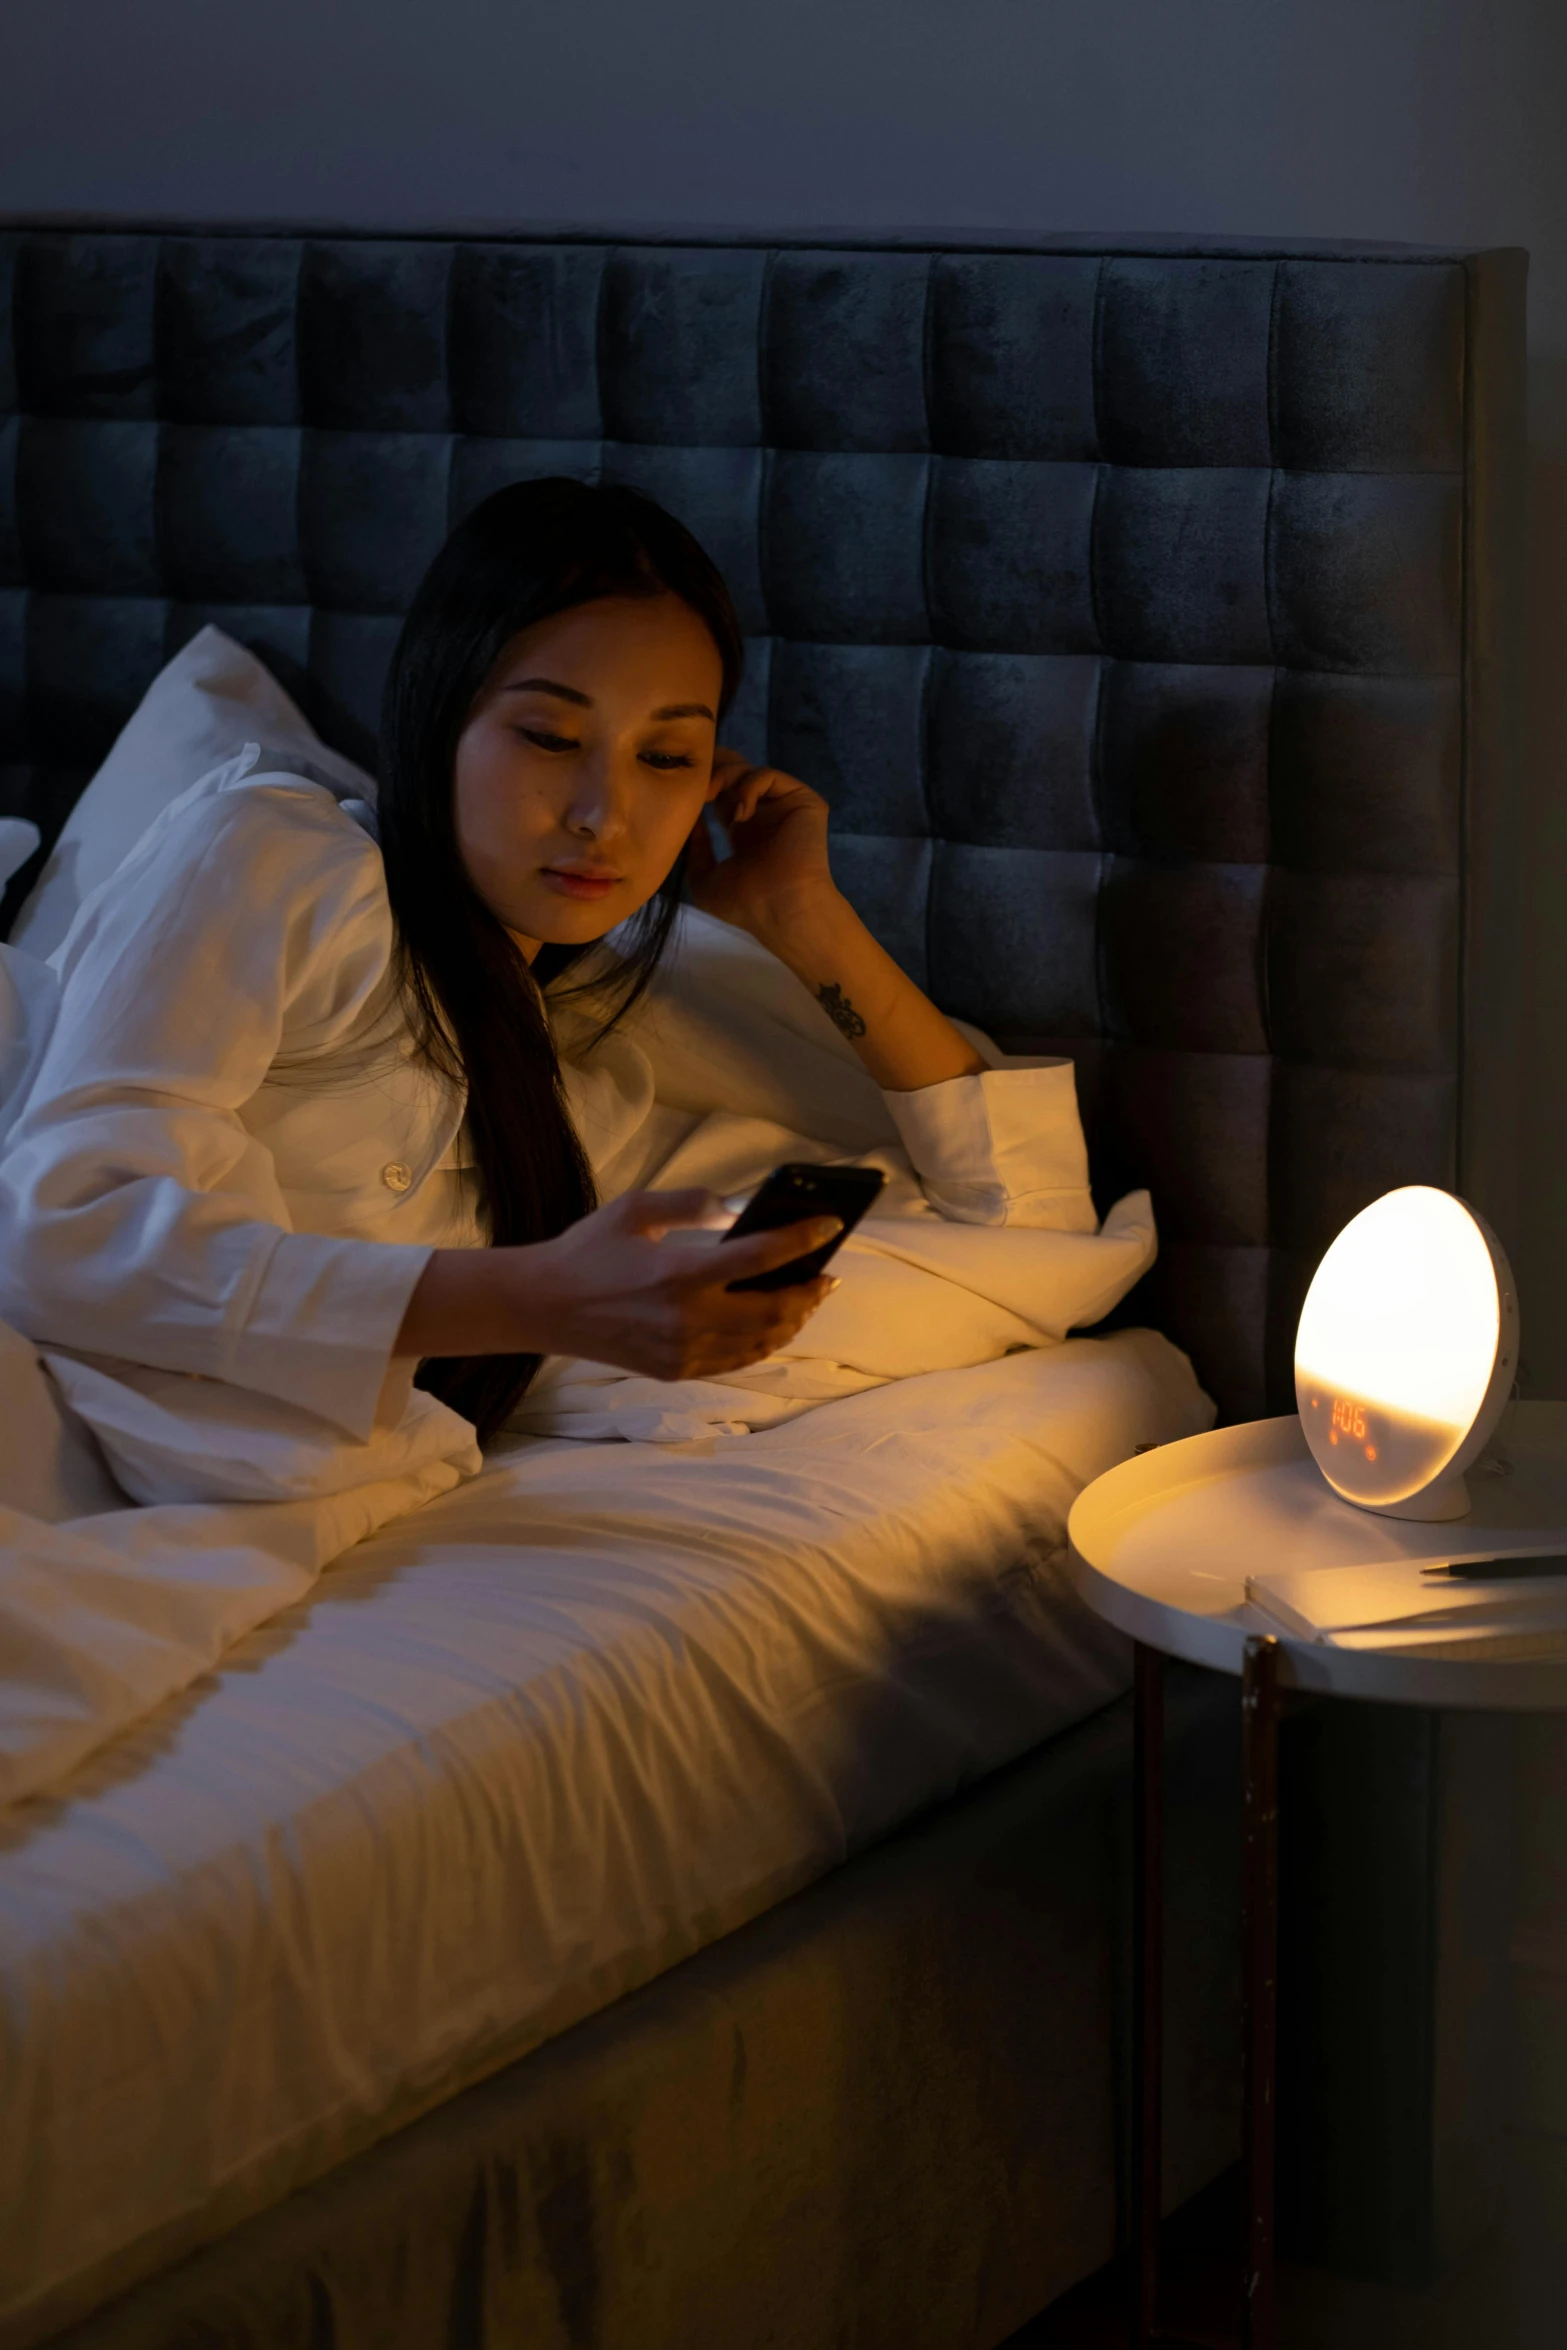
685;751;840;943
685;748;986;1089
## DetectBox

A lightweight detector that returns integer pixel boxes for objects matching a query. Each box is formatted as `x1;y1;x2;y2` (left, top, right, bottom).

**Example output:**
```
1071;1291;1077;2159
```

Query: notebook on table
1244;1555;1567;1653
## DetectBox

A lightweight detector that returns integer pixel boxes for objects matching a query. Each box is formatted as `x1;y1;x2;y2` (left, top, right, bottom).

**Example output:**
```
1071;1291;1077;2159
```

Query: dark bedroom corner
0;2;1564;2346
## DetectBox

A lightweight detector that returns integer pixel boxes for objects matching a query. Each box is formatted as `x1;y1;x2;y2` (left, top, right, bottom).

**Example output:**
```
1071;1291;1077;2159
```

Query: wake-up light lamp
1294;1186;1518;1523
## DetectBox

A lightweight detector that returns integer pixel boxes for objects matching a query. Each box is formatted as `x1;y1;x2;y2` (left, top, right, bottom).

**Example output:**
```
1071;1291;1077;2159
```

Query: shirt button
381;1161;413;1193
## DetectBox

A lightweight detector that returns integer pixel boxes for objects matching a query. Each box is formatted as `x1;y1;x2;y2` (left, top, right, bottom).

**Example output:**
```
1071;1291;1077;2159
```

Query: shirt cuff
225;1228;435;1441
883;1061;1097;1232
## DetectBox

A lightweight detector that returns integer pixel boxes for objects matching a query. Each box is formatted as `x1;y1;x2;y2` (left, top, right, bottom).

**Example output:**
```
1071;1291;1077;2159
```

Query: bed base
39;1674;1241;2350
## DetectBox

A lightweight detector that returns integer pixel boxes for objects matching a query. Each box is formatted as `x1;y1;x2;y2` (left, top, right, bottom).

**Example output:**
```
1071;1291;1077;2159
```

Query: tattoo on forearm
817;981;867;1041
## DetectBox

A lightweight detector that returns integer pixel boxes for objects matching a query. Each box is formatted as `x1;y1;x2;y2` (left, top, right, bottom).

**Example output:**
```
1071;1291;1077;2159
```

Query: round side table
1067;1403;1567;2350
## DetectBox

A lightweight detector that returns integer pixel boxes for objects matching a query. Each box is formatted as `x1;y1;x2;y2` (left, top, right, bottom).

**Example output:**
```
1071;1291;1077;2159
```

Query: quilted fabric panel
1101;860;1270;1054
1269;472;1461;673
0;418;15;585
1099;662;1273;865
299;430;453;613
769;642;929;837
156;238;302;427
449;246;605;440
763;252;931;453
1095;467;1274;663
1099;1047;1272;1249
0;587;24;747
0;240;17;416
1096;258;1275;468
928;459;1100;652
928;841;1102;1037
928;254;1100;460
605;249;767;448
602;442;768;634
12;234;160;418
926;651;1101;851
297;243;453;432
763;450;930;642
161;426;306;604
17;417;162;594
1269;1064;1459;1257
23;593;170;763
305;611;405;768
1269;674;1460;874
0;230;1498;1418
1267;871;1459;1072
1272;260;1466;473
1154;1238;1273;1414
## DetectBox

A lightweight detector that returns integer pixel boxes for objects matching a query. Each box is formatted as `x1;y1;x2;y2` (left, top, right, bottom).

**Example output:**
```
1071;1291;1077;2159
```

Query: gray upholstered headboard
0;226;1527;1418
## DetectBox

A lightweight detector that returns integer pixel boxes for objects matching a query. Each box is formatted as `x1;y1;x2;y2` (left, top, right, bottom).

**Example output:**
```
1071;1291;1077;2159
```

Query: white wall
2;0;1563;328
3;0;1565;1381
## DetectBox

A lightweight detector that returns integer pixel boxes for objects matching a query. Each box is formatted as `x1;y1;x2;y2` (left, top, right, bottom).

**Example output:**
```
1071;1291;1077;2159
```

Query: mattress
0;1328;1209;2346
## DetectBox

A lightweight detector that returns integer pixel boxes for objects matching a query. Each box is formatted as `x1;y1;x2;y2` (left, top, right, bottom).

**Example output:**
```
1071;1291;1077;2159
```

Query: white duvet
0;1328;1211;2345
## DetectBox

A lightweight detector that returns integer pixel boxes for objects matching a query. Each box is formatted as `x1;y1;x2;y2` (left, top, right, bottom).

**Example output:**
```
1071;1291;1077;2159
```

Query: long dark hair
378;477;744;1441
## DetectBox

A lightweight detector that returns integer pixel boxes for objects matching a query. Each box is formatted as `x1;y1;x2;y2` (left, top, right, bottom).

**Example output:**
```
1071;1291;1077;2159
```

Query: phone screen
722;1162;885;1292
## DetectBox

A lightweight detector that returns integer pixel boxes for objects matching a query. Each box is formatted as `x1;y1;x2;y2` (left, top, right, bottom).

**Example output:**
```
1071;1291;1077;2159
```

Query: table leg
1132;1642;1165;2348
1241;1635;1281;2350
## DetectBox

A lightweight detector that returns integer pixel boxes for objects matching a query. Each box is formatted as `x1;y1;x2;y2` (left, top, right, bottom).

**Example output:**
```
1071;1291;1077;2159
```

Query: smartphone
722;1162;886;1292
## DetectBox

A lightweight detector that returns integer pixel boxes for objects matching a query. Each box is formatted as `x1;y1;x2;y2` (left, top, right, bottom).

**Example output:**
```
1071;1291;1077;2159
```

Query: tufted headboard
0;226;1526;1419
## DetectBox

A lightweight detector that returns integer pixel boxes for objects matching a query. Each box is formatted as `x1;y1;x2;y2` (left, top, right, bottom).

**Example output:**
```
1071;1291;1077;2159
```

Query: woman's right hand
395;1189;841;1381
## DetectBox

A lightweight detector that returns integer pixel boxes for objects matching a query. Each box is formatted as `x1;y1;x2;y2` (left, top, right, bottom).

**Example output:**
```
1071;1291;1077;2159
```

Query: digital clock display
1329;1396;1370;1445
1298;1386;1460;1505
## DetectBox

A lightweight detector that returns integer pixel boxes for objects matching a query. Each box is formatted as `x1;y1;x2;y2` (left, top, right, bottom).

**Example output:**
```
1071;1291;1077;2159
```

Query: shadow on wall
1519;356;1567;1400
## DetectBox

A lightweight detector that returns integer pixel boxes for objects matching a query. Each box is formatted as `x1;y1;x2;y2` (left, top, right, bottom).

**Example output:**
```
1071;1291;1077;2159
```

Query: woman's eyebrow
501;678;593;706
498;681;713;722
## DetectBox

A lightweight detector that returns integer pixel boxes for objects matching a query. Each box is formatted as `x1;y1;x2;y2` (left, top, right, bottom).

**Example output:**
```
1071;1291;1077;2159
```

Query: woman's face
453;592;725;956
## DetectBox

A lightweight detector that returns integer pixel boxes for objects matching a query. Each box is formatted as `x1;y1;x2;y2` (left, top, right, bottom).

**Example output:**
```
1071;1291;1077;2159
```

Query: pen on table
1420;1555;1567;1582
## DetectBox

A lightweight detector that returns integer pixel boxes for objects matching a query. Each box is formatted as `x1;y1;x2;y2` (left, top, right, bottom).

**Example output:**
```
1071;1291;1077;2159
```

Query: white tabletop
1068;1403;1567;1709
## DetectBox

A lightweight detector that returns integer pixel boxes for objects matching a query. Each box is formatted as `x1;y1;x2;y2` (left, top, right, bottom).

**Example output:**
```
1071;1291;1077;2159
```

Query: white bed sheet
0;1329;1210;2346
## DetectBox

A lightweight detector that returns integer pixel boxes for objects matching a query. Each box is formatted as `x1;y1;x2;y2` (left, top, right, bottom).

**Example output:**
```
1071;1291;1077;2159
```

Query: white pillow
9;627;378;962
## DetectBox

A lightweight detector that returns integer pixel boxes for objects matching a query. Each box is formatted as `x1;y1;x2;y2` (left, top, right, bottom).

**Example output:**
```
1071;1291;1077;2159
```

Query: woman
0;479;1099;1495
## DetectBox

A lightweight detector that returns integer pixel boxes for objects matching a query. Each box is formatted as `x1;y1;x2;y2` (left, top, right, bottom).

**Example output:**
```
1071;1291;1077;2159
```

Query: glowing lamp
1294;1186;1518;1522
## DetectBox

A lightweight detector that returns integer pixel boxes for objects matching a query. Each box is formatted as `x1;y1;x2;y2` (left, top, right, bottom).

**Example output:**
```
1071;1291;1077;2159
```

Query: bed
0;225;1526;2344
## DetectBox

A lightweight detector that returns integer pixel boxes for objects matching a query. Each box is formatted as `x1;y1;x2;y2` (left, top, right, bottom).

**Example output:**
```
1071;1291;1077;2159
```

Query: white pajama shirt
0;750;1137;1491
